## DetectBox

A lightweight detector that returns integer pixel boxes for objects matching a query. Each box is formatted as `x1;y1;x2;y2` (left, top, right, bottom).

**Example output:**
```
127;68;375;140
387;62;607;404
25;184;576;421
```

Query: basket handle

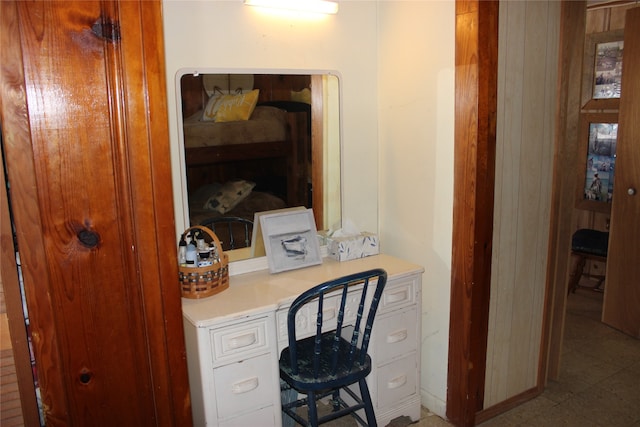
182;225;224;254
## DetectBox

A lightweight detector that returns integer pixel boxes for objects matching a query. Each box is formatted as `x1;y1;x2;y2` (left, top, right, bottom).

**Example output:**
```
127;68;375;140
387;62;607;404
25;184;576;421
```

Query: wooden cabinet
0;1;191;425
182;255;423;427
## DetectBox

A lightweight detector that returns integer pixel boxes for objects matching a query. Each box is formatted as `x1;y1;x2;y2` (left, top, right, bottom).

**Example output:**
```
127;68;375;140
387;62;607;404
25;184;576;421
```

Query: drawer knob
231;377;259;394
386;289;408;303
387;374;407;389
229;333;257;349
387;329;408;343
322;308;336;321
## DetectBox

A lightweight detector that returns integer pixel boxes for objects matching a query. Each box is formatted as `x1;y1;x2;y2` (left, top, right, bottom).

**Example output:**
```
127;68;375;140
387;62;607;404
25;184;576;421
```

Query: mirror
176;70;341;263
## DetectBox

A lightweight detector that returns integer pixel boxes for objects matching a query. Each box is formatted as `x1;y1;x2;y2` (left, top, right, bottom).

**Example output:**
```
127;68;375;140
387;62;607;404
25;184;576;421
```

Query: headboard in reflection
176;70;341;263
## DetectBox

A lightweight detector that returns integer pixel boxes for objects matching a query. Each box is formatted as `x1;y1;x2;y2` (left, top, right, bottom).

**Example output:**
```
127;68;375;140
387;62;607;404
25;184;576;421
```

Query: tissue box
327;232;379;261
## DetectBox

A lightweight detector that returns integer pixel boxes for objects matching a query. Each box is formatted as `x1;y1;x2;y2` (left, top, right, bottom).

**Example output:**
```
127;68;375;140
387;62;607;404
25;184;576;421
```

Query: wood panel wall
481;0;560;412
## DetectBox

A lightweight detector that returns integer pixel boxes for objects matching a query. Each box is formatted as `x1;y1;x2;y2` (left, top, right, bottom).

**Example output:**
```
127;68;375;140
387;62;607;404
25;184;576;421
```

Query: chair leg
568;253;586;294
280;380;298;427
331;390;341;412
358;379;377;427
307;390;319;427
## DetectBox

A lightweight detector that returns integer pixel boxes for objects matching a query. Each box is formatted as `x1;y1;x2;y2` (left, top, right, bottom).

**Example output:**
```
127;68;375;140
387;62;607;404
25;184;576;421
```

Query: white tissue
327;219;379;262
329;218;361;238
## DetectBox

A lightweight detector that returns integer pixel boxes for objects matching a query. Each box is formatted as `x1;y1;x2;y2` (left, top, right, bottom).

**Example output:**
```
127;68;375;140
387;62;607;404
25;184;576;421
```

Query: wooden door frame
0;137;42;427
447;1;499;426
0;2;42;424
448;2;592;425
0;1;192;424
544;0;587;381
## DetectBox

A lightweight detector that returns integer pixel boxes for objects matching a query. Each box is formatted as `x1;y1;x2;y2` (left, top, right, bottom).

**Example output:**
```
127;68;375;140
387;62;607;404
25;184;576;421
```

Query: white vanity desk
182;254;424;427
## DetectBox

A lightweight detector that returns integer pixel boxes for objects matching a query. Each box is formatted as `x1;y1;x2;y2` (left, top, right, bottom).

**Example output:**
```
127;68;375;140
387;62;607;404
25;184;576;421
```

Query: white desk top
181;254;424;328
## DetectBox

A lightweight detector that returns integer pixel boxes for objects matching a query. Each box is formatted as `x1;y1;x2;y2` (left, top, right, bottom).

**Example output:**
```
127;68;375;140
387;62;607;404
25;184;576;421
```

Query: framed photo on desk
259;208;322;274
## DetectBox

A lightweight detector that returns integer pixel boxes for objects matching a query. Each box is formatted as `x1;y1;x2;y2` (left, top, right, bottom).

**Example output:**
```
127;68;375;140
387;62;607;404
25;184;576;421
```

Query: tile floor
316;282;640;427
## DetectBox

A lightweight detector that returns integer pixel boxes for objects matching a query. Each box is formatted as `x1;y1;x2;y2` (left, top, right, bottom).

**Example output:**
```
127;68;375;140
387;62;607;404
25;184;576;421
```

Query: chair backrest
200;216;253;250
286;268;388;377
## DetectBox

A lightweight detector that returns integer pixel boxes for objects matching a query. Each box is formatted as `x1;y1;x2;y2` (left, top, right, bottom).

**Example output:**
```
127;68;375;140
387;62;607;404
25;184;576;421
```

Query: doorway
547;1;640;382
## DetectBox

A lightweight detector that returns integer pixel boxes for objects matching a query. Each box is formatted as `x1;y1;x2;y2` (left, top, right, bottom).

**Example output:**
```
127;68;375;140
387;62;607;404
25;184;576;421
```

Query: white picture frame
250;206;307;258
259;208;322;273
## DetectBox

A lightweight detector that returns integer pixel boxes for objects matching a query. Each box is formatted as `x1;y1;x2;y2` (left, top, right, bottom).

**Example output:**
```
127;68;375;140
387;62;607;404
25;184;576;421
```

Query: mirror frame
174;68;344;275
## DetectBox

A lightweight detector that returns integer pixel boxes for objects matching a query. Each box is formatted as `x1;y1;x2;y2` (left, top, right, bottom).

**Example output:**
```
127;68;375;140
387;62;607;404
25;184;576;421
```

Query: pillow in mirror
202;89;259;123
290;88;311;104
190;182;222;210
203;180;256;214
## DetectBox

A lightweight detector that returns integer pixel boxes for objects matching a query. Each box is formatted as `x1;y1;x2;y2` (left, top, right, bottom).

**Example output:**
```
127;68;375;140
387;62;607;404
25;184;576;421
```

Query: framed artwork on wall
576;113;618;213
581;30;624;110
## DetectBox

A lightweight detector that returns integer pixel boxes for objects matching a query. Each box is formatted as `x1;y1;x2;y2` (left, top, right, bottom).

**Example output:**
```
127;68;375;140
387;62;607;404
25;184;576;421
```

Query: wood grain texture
602;6;640;338
447;1;498;425
311;74;325;229
0;5;42;425
0;1;68;424
545;0;589;383
1;1;191;425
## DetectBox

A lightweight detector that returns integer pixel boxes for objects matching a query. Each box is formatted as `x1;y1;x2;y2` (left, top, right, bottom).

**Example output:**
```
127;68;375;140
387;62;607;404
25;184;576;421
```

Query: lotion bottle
186;241;197;267
178;237;187;266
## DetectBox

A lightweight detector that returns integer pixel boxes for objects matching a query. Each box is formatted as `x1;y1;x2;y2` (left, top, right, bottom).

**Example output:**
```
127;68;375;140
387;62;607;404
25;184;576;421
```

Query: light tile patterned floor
476;286;640;427
314;281;640;427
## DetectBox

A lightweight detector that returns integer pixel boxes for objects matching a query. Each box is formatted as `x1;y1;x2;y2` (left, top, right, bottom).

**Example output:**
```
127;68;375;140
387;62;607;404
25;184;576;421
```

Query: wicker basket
178;226;229;299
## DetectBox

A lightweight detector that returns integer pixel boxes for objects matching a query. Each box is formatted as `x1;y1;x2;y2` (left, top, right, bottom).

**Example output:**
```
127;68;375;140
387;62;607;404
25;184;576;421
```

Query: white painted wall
377;2;454;416
162;0;455;419
163;0;379;234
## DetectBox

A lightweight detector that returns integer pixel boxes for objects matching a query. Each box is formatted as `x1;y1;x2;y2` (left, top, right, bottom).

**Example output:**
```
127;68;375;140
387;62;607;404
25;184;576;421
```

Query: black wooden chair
200;216;253;251
568;228;609;294
279;269;387;427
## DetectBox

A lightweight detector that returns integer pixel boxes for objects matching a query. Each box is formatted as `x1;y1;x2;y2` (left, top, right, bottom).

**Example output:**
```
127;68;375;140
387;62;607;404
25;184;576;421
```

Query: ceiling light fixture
244;0;339;15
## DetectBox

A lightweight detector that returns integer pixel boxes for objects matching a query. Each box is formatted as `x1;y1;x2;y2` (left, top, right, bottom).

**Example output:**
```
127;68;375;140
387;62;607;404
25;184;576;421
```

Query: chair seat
571;228;609;257
280;332;371;392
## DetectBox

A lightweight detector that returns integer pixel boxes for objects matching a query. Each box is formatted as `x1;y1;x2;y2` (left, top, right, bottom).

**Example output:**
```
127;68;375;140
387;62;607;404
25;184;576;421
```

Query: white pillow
203;180;256;214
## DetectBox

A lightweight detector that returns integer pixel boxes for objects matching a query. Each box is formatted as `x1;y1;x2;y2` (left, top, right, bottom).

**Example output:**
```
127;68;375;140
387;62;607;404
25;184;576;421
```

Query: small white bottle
185;242;198;267
196;231;207;251
178;238;187;266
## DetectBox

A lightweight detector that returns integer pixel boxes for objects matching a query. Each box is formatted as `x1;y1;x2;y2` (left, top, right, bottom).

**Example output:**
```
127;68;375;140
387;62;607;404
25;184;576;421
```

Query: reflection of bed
189;189;287;226
183;106;309;207
183;105;289;162
180;74;310;208
188;181;287;250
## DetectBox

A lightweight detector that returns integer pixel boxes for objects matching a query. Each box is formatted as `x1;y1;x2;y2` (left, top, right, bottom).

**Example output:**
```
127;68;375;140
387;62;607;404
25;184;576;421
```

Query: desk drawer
219;405;276;427
213;353;275;420
380;278;417;314
276;292;360;344
211;317;270;364
376;352;418;409
374;307;417;363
